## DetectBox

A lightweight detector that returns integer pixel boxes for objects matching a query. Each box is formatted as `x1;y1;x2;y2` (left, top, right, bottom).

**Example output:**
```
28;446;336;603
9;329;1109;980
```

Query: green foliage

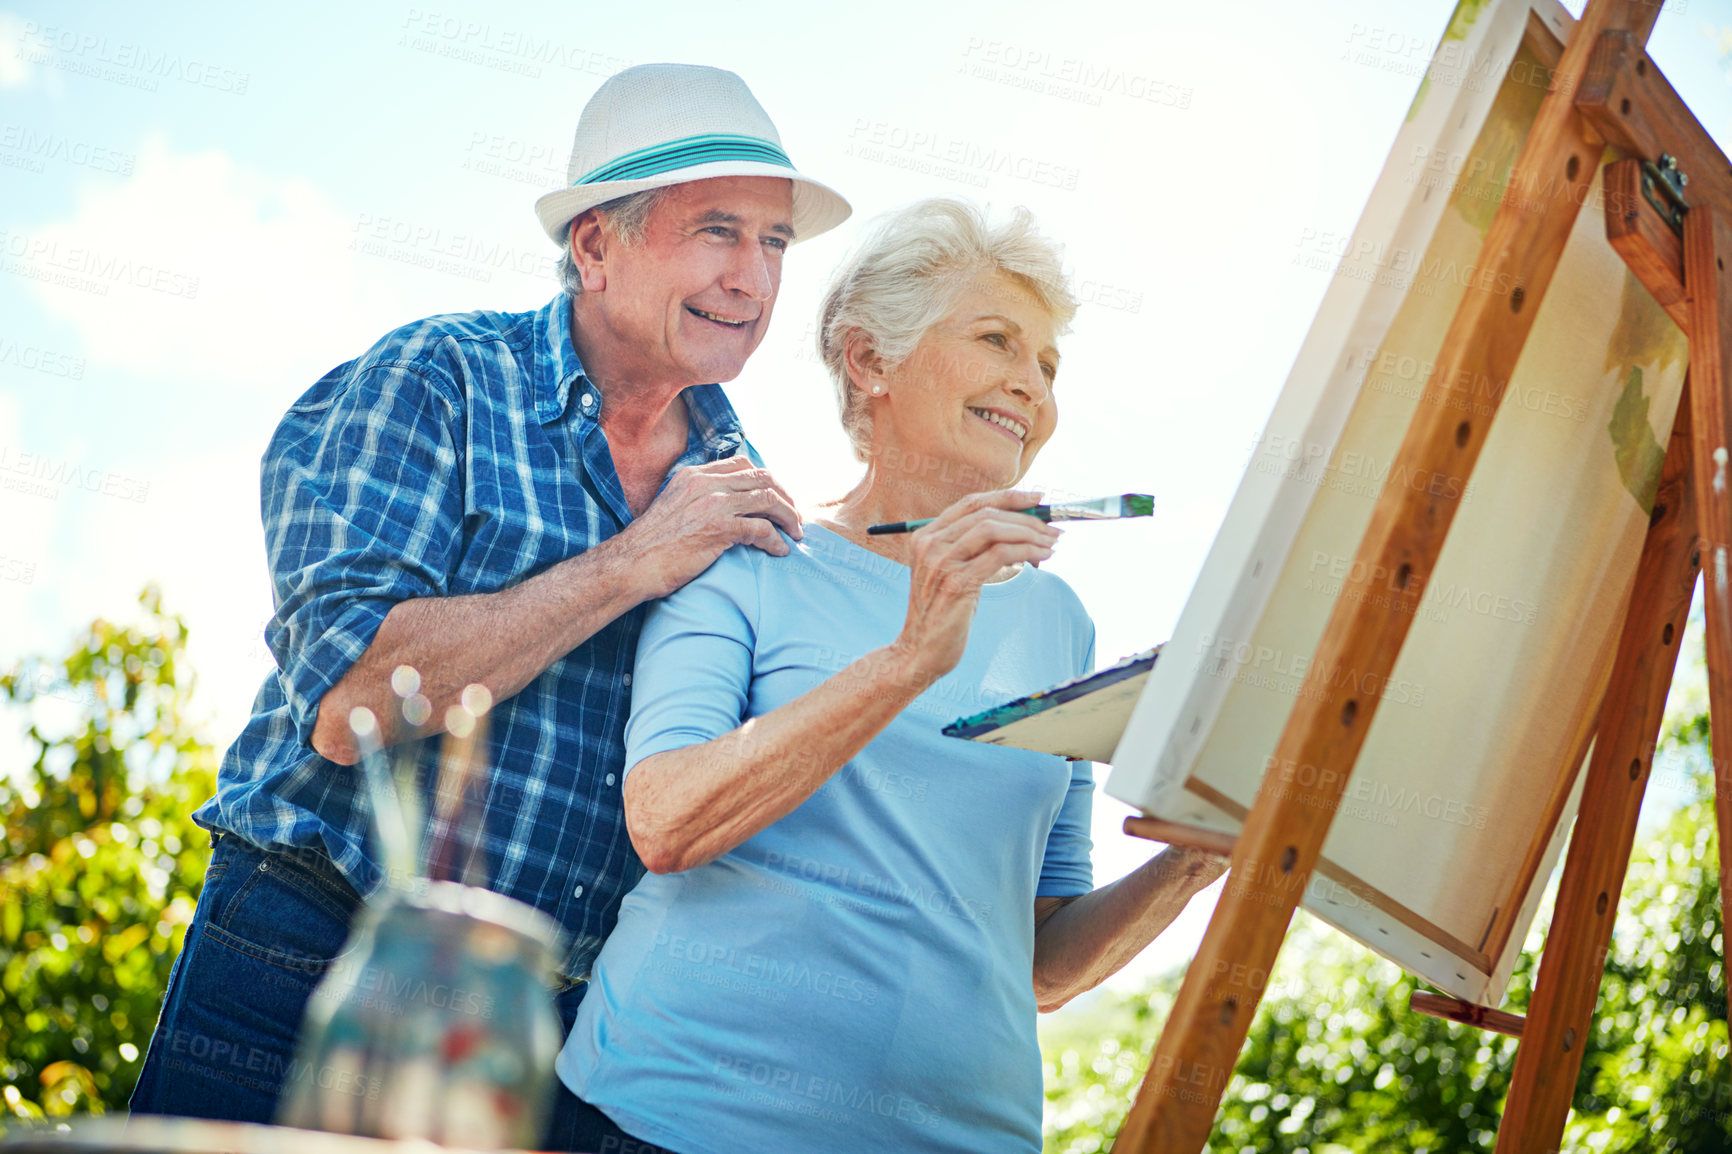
1210;925;1529;1154
1043;751;1731;1152
2;584;1728;1150
1567;799;1729;1152
0;586;216;1121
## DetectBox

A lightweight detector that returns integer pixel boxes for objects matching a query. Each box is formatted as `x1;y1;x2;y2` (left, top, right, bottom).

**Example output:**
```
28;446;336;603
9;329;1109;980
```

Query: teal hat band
576;133;794;185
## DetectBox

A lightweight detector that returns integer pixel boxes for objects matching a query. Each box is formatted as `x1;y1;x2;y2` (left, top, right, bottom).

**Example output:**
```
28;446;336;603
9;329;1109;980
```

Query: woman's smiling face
873;268;1060;490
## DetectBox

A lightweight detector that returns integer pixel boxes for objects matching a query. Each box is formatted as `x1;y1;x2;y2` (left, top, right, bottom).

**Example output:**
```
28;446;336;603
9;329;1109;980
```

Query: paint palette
943;646;1160;762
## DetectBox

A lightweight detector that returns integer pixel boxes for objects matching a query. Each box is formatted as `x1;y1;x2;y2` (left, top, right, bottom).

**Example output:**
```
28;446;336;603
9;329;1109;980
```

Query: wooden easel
1110;1;1732;1150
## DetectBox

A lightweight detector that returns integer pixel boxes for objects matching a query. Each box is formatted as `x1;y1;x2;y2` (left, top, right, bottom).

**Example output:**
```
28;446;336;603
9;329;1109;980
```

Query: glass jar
276;880;566;1148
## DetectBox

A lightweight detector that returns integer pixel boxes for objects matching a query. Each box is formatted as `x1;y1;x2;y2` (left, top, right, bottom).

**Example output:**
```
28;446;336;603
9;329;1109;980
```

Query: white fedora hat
534;63;851;247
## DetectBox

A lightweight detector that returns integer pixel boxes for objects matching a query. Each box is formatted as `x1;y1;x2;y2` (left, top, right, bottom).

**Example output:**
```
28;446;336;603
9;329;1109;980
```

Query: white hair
817;199;1076;462
556;187;668;298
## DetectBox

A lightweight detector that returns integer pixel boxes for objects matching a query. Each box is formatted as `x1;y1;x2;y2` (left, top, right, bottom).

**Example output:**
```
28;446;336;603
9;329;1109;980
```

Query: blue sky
3;0;1731;995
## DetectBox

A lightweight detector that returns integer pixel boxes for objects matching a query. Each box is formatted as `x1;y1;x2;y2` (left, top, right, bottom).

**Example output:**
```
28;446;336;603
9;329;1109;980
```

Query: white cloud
4;139;381;743
0;392;70;790
0;393;60;660
0;430;279;754
58;442;280;750
0;13;32;90
8;138;566;746
21;137;403;396
2;140;363;743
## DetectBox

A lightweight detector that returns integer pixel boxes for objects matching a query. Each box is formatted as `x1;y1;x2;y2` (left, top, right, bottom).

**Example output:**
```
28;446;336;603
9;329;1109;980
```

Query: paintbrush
348;706;418;890
389;665;430;876
427;684;493;884
454;685;494;889
867;493;1154;535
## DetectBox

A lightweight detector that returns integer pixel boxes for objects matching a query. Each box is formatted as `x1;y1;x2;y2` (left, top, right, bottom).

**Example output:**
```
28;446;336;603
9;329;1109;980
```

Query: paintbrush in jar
348;706;418;890
427;683;493;884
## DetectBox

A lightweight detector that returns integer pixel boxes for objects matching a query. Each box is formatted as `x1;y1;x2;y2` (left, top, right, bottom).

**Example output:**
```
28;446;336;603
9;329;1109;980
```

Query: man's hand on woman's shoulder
615;455;804;601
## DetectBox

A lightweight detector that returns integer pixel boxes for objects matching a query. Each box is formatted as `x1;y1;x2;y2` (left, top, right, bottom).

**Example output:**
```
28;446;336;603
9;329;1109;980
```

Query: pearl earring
871;384;884;395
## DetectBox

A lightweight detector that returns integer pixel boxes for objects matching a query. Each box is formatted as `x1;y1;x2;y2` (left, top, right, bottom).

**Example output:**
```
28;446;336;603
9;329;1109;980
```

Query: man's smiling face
577;175;795;389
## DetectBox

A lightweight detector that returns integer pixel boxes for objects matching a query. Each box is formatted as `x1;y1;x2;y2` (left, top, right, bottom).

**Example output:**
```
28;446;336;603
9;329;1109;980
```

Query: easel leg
1684;207;1732;1052
1496;389;1699;1153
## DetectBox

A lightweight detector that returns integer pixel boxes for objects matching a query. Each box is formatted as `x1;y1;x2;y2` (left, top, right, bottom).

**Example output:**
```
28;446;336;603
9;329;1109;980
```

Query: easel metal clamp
1640;153;1689;235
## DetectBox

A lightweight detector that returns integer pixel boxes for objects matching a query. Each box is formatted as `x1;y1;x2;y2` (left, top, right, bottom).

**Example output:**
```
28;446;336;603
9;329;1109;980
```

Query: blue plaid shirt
195;294;755;977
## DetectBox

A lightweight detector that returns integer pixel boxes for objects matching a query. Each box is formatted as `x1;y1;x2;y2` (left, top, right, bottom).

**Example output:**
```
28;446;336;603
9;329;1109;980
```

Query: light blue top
555;524;1096;1154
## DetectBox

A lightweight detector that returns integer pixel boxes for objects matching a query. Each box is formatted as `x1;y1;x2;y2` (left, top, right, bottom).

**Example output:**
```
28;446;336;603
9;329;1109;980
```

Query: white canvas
1102;0;1689;1004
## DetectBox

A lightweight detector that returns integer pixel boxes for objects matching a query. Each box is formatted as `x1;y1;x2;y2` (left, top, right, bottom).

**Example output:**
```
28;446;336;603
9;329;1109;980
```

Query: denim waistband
208;829;363;910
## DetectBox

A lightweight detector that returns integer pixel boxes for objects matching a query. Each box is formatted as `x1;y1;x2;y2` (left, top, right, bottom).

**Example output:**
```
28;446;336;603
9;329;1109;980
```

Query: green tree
0;586;216;1121
1566;785;1730;1150
1043;716;1730;1152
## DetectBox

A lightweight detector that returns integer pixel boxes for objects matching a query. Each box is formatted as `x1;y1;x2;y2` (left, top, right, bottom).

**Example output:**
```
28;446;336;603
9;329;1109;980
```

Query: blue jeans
130;833;365;1121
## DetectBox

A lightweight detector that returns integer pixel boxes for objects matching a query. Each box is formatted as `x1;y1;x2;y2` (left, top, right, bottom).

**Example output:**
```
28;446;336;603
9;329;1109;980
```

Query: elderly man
129;63;849;1126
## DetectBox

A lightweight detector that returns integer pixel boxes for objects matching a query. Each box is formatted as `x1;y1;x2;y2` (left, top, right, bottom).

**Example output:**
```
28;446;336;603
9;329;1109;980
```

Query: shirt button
580;392;595;409
573;884;584;898
605;773;616;786
622;673;632;685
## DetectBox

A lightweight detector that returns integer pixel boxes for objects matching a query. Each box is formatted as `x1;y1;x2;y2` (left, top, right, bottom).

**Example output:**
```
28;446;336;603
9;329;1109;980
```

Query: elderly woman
549;199;1226;1154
